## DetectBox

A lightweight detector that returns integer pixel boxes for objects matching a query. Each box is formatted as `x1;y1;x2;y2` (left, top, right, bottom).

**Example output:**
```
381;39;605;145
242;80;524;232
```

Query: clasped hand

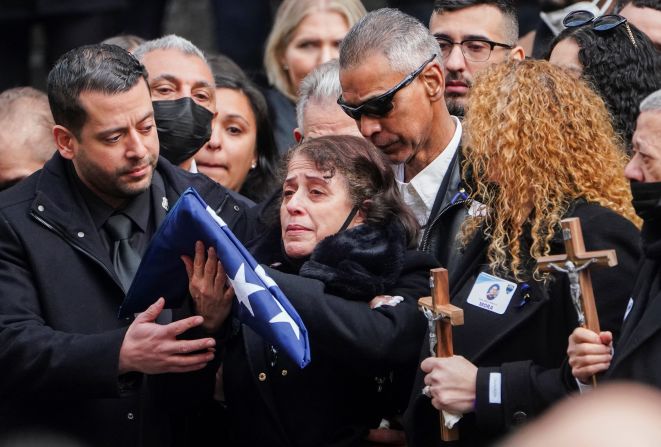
567;327;613;384
421;355;478;414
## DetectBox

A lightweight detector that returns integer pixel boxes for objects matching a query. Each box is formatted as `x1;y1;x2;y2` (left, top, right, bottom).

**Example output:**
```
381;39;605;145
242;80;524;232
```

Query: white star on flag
229;263;264;316
270;297;301;340
255;264;277;288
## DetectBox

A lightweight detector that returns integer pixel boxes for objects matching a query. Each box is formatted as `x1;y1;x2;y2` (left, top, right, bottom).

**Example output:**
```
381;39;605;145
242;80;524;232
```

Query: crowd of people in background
1;0;661;446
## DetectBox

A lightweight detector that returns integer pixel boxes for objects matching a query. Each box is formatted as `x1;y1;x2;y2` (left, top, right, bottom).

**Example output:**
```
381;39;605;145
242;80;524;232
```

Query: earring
251;162;257;169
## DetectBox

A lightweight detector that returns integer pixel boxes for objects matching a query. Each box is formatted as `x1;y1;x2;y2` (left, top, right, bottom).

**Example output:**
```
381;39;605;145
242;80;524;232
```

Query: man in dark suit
568;89;661;387
0;44;249;447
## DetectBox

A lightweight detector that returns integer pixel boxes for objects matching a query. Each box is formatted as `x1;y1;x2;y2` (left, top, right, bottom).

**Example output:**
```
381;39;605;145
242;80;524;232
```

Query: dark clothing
224;221;436;447
72;164;154;257
419;149;469;273
605;205;661;385
405;201;641;446
263;87;297;156
0;154;251;447
532;20;555;59
211;0;273;83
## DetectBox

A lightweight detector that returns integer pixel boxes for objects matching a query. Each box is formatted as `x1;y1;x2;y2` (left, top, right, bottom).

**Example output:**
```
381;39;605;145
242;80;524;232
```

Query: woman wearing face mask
547;10;661;154
185;135;436;446
196;55;279;203
263;0;366;155
406;60;641;447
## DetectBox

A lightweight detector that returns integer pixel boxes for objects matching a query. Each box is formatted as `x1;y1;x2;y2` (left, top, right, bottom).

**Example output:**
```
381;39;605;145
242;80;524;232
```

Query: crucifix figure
419;268;464;441
536;217;618;386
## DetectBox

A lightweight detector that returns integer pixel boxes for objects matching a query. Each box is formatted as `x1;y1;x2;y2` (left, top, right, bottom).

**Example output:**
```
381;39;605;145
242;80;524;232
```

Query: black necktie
105;213;141;293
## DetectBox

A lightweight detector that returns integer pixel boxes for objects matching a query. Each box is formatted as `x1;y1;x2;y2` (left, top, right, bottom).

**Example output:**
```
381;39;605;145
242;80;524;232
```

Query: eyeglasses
337;54;437;120
563;10;638;47
433;36;514;62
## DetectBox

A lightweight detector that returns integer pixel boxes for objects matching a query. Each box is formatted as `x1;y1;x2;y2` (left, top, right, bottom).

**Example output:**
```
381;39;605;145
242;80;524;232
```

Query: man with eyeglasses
339;8;467;274
429;0;525;117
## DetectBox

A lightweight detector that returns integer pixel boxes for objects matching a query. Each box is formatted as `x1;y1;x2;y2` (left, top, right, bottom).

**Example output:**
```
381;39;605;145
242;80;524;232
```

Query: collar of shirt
189;158;198;173
68;162;151;233
395;116;462;222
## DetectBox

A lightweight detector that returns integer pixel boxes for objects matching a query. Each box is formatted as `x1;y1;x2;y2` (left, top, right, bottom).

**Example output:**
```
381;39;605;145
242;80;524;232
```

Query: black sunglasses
563;10;637;47
337;54;437;120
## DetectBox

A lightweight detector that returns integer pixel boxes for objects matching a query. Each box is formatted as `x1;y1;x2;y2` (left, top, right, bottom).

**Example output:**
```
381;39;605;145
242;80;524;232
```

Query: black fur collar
298;220;407;301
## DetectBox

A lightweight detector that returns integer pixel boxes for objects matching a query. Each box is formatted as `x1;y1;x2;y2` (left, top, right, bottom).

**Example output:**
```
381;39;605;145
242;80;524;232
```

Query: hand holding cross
419;268;464;441
536;217;618;386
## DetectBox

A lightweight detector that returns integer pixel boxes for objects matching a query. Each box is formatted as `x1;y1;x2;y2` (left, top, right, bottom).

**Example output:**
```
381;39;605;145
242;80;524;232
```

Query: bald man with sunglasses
339;8;466;272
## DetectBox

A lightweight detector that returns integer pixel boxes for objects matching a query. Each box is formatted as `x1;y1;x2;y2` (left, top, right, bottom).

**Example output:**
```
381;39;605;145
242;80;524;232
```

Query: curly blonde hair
461;59;638;281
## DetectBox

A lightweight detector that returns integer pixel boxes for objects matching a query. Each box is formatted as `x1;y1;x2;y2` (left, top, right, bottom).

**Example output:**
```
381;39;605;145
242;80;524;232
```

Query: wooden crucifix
536;217;618;386
418;267;464;441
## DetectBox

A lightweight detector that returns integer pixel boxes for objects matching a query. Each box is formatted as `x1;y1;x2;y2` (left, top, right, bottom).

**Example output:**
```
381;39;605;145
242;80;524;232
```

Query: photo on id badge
467;272;517;314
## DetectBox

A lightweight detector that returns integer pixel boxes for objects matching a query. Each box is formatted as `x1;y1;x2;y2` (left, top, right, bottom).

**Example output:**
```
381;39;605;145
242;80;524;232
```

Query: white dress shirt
395;116;462;227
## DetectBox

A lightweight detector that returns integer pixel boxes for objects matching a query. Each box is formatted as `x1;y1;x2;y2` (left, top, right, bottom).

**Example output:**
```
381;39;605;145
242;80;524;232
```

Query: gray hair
296;59;343;129
132;34;206;62
339;8;441;73
640;89;661;113
0;87;56;163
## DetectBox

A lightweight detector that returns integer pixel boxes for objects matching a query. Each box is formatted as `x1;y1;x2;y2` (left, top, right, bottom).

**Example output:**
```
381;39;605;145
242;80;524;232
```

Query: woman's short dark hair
548;23;661;152
283;135;420;246
207;54;279;202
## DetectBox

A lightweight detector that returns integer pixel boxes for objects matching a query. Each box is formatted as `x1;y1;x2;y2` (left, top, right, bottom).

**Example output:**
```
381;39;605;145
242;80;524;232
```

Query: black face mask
153;97;213;166
631;181;661;222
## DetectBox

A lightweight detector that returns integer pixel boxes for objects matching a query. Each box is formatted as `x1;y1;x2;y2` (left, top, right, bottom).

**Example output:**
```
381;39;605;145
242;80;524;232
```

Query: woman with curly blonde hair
409;60;641;447
462;59;639;280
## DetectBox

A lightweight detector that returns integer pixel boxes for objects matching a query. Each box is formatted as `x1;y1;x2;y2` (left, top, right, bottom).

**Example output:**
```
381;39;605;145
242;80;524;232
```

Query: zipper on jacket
419;198;470;251
30;211;123;289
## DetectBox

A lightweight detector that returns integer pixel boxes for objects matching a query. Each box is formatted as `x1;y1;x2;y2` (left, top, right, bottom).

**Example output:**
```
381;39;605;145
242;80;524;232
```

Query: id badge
466;272;517;315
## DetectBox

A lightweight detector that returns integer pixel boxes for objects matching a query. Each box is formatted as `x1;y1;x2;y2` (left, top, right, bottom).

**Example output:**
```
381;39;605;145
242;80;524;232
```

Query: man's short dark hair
47;44;149;138
432;0;519;43
615;0;661;12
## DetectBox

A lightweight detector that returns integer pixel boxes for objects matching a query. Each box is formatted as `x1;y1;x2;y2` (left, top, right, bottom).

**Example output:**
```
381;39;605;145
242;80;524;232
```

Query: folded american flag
120;188;311;368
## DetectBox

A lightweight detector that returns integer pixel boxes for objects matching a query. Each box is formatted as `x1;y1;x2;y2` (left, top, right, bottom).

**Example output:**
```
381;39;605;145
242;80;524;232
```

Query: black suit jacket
606;224;661;385
405;201;641;446
0;154;251;447
418;148;469;272
222;250;436;447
